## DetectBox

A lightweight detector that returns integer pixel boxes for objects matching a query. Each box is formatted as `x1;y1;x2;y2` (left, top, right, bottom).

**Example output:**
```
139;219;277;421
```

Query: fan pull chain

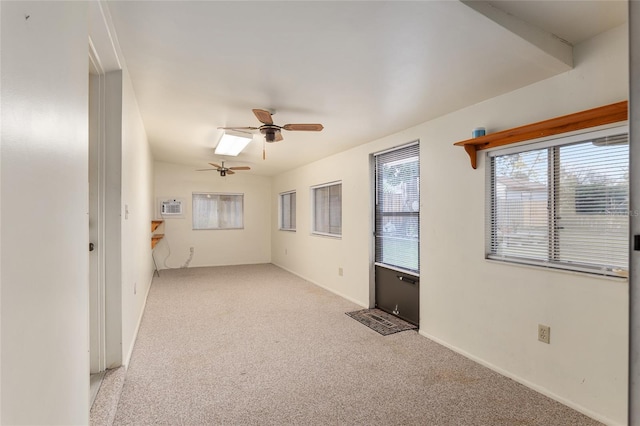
263;139;266;160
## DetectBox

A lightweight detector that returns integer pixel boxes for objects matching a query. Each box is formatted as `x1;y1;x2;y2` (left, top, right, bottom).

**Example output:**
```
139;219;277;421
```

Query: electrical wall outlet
285;248;288;255
338;267;343;276
538;324;550;344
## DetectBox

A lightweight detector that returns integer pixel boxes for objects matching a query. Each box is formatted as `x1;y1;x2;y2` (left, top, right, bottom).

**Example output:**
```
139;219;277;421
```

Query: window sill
193;227;245;231
484;258;628;283
279;229;296;232
311;231;342;240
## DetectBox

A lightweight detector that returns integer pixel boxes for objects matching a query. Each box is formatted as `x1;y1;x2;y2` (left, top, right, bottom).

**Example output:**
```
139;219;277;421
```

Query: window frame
279;190;297;232
311;181;342;238
486;124;629;278
192;192;244;230
374;142;420;274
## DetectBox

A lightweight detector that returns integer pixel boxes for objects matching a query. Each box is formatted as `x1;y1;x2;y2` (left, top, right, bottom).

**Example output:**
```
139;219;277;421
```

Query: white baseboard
123;273;154;368
273;262;368;309
157;259;273;271
417;330;621;426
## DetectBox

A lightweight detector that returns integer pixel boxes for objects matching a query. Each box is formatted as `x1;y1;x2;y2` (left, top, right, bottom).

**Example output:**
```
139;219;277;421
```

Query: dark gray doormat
346;308;417;336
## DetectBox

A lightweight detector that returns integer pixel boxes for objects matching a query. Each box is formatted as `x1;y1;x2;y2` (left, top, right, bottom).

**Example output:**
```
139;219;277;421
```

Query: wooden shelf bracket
463;144;478;169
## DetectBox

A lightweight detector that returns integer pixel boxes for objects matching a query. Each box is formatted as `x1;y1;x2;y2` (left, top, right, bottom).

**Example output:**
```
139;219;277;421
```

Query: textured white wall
121;68;155;366
0;2;90;423
271;157;374;307
154;162;271;269
271;24;629;425
0;2;156;420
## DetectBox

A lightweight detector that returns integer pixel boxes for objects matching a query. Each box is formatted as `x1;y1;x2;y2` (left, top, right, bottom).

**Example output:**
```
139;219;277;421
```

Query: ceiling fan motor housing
260;125;280;143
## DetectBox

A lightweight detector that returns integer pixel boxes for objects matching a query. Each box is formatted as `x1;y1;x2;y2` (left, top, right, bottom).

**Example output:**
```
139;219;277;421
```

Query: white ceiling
104;1;626;176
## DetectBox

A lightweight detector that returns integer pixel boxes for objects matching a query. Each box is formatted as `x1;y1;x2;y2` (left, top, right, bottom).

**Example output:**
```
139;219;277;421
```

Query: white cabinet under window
192;192;244;230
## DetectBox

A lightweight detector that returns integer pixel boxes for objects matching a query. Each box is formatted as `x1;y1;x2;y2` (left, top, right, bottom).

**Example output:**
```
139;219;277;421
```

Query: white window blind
375;143;420;273
280;191;296;231
487;126;628;277
312;182;342;237
192;193;244;230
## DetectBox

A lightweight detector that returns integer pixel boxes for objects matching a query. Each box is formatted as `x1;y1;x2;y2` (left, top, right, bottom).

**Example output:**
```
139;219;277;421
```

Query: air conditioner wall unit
161;199;183;216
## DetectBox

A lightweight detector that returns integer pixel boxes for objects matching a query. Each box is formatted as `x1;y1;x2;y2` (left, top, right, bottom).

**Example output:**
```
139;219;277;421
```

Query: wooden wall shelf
454;101;628;169
151;220;163;233
151;234;164;249
151;220;164;249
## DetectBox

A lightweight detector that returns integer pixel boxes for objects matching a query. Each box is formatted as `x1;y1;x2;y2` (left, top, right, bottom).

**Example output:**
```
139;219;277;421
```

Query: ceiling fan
218;109;324;143
197;161;250;177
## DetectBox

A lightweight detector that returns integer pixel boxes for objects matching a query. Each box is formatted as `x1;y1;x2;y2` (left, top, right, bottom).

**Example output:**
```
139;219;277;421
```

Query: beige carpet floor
91;366;126;426
113;264;601;425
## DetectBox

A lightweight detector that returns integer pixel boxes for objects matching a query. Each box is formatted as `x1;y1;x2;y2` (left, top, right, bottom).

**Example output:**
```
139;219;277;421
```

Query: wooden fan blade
226;170;236;175
282;123;324;131
275;132;284;142
252;109;273;125
217;126;258;131
196;169;219;171
208;163;222;168
229;166;251;171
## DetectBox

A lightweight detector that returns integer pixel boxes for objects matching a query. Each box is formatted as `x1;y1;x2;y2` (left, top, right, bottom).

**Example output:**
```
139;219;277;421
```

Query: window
192;193;243;230
487;126;628;277
279;191;296;231
312;182;342;237
375;143;420;273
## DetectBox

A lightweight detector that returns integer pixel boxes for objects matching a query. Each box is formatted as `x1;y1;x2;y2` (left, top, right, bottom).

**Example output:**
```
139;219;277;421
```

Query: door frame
89;45;107;374
370;141;421;323
88;0;125;373
628;1;639;422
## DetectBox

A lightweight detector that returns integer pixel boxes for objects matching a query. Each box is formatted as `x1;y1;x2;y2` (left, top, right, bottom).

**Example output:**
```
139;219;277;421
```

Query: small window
487;126;628;277
312;182;342;237
192;193;244;230
279;191;296;231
